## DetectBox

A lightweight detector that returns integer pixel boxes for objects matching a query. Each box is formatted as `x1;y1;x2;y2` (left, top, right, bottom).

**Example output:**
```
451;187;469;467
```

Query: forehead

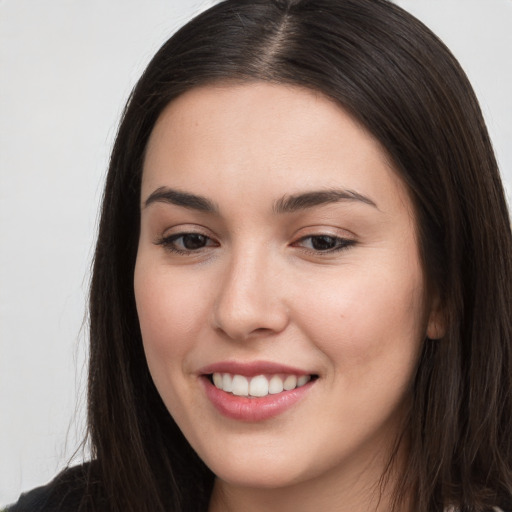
142;82;412;218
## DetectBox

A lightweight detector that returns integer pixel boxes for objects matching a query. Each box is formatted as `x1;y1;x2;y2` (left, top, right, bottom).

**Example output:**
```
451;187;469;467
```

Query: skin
134;82;444;512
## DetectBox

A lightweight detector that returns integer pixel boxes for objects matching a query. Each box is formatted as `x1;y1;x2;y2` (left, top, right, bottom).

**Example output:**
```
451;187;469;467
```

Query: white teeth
249;375;269;397
211;372;312;397
297;375;309;387
222;373;233;392
283;375;297;391
268;375;284;394
231;375;249;396
213;372;223;388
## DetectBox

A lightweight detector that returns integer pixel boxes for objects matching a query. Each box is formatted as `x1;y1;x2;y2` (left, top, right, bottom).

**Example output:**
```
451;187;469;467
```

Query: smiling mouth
208;372;318;398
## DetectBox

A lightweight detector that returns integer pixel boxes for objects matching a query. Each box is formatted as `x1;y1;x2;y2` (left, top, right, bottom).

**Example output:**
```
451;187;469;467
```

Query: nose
212;247;289;341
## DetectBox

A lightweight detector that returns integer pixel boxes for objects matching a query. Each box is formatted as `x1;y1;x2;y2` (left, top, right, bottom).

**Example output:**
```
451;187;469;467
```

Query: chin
199;444;310;490
212;464;306;490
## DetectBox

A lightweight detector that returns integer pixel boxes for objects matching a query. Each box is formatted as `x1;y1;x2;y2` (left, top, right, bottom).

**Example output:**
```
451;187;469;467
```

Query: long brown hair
85;0;512;510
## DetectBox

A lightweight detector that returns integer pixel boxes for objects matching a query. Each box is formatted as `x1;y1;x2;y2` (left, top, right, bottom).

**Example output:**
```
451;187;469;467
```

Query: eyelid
154;225;219;255
153;224;356;256
292;234;356;253
154;223;217;242
290;224;357;254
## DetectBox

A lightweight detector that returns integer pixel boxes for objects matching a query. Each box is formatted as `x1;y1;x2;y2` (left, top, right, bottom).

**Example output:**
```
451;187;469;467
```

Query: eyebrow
273;189;378;213
143;186;377;214
144;186;218;213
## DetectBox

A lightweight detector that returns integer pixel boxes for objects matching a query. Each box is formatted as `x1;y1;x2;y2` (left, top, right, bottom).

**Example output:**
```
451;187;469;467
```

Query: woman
7;0;512;511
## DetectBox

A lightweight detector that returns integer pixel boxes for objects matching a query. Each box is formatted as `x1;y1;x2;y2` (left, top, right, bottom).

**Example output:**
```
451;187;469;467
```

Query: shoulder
4;463;102;512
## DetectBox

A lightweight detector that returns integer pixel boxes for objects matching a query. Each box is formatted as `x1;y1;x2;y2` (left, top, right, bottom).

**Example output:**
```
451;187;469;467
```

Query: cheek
133;258;210;370
293;260;427;380
134;259;222;438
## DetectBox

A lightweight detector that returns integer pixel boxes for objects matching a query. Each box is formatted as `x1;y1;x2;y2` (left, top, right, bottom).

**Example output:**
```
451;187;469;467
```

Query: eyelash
156;232;356;255
293;234;356;254
155;232;218;255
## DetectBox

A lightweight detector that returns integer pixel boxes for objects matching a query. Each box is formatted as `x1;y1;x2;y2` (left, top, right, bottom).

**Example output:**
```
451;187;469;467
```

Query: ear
426;293;446;340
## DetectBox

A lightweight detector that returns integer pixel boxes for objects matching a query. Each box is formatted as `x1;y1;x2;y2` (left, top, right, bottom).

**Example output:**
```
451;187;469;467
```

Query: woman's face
134;83;441;493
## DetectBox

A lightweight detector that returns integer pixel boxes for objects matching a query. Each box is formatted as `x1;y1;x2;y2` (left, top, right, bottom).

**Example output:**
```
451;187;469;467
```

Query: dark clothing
5;464;99;512
4;466;511;512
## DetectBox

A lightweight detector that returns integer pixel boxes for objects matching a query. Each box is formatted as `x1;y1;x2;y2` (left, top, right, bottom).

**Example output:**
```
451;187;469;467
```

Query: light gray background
1;0;511;506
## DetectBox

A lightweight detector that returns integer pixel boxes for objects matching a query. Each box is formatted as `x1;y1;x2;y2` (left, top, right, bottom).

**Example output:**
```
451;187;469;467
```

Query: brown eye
156;232;217;254
309;235;338;251
295;235;355;253
178;233;209;250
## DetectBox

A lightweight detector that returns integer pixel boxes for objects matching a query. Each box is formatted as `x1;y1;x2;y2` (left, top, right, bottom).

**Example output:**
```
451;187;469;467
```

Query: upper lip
198;360;315;377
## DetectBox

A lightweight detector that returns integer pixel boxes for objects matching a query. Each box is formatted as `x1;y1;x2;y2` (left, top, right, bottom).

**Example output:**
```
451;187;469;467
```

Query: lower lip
201;376;315;422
